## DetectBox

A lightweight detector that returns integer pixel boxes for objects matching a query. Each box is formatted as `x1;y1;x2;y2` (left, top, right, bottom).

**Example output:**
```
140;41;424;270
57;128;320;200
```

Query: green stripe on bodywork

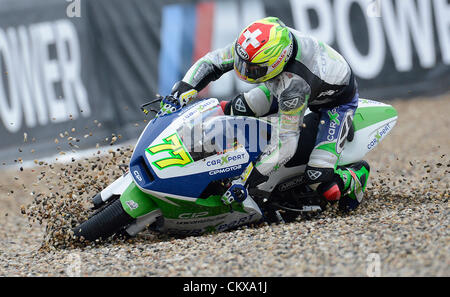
120;183;246;219
147;194;246;219
353;106;398;131
120;183;159;218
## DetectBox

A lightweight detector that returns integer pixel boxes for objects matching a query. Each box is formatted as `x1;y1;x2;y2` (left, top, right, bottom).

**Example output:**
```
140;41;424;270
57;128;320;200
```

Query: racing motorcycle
73;97;397;241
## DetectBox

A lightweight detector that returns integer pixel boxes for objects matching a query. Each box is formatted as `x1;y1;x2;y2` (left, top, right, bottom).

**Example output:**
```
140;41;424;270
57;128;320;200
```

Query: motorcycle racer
157;17;370;212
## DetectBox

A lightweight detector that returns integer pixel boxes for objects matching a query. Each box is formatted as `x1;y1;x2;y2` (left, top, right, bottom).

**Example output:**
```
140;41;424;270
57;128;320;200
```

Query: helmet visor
234;55;268;81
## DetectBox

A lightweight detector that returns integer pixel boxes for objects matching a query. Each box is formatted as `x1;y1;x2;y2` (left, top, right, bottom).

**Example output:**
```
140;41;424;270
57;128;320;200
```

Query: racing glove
221;181;248;205
156;95;182;117
156;81;198;118
221;163;268;205
171;81;198;106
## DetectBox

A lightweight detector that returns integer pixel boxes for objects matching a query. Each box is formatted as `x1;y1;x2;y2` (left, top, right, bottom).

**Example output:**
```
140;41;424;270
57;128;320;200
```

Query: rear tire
73;199;134;242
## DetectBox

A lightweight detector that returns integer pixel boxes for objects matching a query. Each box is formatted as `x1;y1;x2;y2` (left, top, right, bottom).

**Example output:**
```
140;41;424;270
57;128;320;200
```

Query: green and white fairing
96;98;397;237
114;177;263;237
339;98;398;164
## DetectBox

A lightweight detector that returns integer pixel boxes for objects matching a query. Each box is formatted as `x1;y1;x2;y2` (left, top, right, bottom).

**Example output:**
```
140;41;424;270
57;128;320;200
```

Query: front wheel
73;199;134;242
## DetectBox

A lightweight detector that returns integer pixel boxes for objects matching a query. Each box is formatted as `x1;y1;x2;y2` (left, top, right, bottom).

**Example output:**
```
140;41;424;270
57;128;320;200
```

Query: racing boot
316;161;370;212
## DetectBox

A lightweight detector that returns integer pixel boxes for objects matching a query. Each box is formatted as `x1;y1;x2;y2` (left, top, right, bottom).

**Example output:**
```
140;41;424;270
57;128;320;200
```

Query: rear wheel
73;199;134;242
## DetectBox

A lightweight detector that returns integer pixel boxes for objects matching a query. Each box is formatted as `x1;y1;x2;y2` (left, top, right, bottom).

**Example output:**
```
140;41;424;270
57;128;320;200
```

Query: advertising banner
0;0;448;162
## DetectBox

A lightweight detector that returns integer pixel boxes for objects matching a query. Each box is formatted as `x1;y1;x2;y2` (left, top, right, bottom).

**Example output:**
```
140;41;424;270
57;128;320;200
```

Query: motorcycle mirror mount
140;94;163;115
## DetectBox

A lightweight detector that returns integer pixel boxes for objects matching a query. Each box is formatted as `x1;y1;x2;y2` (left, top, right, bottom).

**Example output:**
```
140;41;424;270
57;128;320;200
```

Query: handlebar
140;95;163;115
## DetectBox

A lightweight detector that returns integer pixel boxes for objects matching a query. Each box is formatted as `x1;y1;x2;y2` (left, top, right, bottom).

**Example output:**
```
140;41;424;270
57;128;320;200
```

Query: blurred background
0;0;449;164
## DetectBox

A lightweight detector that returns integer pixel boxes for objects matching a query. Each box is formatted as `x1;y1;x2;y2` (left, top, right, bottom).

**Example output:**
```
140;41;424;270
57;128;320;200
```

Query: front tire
73;199;134;242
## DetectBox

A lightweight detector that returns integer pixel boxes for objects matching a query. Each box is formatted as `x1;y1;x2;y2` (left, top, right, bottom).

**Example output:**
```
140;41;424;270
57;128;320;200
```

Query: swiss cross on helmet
234;17;294;84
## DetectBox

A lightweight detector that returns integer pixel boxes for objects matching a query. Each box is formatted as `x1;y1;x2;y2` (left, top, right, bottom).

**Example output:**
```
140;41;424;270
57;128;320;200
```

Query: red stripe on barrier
194;2;214;97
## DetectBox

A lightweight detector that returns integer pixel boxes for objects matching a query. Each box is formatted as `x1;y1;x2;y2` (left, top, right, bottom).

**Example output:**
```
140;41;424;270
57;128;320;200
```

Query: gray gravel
0;94;449;276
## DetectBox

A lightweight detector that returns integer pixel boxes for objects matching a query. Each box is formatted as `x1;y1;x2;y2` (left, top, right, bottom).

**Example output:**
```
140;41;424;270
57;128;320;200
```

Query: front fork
92;172;161;236
92;172;133;209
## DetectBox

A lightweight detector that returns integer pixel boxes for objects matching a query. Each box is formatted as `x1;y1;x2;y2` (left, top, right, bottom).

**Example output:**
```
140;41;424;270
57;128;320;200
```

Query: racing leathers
170;28;369;211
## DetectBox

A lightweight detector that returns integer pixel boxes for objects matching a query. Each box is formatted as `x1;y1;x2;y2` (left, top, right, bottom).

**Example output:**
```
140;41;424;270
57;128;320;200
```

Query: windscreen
176;104;242;162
